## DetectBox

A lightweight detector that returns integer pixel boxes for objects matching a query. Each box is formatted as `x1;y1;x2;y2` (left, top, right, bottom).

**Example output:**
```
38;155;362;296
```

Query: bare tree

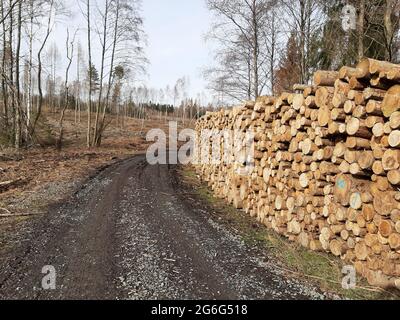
206;0;276;102
74;41;84;124
357;0;365;60
56;29;76;150
46;42;61;112
280;0;324;84
83;0;93;147
384;0;400;62
14;0;22;148
31;0;55;137
93;0;147;146
93;0;111;147
26;0;35;140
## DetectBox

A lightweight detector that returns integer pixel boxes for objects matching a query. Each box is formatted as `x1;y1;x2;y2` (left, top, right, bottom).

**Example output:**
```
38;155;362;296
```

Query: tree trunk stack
194;58;400;290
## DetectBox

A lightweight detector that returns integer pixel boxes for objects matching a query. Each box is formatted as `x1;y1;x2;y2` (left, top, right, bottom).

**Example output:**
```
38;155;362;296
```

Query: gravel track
0;155;326;300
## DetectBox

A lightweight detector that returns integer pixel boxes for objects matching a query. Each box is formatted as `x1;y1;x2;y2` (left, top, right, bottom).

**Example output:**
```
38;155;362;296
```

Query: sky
141;0;215;98
47;0;216;103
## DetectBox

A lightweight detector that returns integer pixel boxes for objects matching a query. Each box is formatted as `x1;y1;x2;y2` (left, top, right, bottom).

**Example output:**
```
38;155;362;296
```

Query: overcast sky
47;0;215;101
142;0;215;98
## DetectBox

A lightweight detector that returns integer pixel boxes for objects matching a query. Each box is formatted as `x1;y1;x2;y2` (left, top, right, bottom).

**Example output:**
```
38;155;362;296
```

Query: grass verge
179;166;399;300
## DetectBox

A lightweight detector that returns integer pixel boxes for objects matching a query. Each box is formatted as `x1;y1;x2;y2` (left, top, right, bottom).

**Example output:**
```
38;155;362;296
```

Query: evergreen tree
274;32;302;93
87;63;100;93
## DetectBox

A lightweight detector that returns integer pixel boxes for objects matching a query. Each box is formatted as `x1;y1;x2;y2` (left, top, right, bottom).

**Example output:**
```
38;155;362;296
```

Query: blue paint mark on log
337;178;346;190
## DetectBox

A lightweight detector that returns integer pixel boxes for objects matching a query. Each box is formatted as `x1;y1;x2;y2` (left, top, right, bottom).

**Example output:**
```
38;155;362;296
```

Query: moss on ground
179;166;399;301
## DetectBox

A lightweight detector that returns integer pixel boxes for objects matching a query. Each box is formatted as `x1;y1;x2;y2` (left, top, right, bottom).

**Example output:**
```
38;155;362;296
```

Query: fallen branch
0;154;23;161
0;208;11;215
0;178;25;192
0;209;40;218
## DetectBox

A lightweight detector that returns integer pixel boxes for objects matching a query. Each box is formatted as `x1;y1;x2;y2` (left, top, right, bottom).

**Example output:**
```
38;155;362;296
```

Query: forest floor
0;110;173;237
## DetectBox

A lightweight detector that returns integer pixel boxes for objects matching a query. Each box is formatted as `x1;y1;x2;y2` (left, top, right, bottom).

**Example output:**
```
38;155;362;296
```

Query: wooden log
318;105;331;127
314;71;339;86
339;66;361;80
372;161;385;175
315;87;334;108
389;130;400;148
297;232;310;247
358;151;374;170
346;118;372;138
382;149;400;171
333;142;346;158
389;112;400;130
382;85;400;117
334;174;352;206
362;204;376;222
310;240;323;252
357;57;400;78
350;192;362;210
366;100;382;115
369;59;400;75
366;116;384;129
389;233;400;250
344;100;355;114
345;150;358;164
356;58;373;79
292;94;305;110
386;67;400;81
353;105;367;118
364;87;387;101
330;239;347;257
373;122;385;137
379;220;393;238
349;77;365;90
346;137;370;149
373;191;398;216
355;241;369;261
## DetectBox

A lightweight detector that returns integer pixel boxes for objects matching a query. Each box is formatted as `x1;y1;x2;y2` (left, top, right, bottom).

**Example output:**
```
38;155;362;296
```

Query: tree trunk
93;0;110;146
86;0;92;148
357;0;365;60
96;0;120;147
26;0;34;142
252;0;259;99
14;0;22;149
384;0;395;61
299;0;306;84
31;0;54;137
8;0;14;144
1;1;9;134
57;31;74;150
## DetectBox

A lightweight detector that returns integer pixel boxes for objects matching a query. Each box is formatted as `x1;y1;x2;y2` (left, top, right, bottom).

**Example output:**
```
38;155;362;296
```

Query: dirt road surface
0;155;326;300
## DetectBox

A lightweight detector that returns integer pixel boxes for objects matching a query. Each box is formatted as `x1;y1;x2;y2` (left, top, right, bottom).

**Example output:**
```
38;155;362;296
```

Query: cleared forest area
0;109;170;219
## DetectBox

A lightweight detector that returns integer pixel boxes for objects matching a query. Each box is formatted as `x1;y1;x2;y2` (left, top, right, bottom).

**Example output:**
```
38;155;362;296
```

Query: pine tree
87;64;100;93
274;32;302;93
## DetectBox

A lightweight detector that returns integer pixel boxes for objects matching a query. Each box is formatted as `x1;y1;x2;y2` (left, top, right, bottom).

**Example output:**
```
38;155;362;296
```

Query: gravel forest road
0;155;325;300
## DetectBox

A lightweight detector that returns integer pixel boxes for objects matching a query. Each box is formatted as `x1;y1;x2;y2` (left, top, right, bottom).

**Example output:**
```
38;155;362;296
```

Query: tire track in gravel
0;155;327;300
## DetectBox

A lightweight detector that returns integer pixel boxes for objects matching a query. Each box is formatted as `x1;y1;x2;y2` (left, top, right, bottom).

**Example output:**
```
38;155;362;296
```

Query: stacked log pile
194;58;400;289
